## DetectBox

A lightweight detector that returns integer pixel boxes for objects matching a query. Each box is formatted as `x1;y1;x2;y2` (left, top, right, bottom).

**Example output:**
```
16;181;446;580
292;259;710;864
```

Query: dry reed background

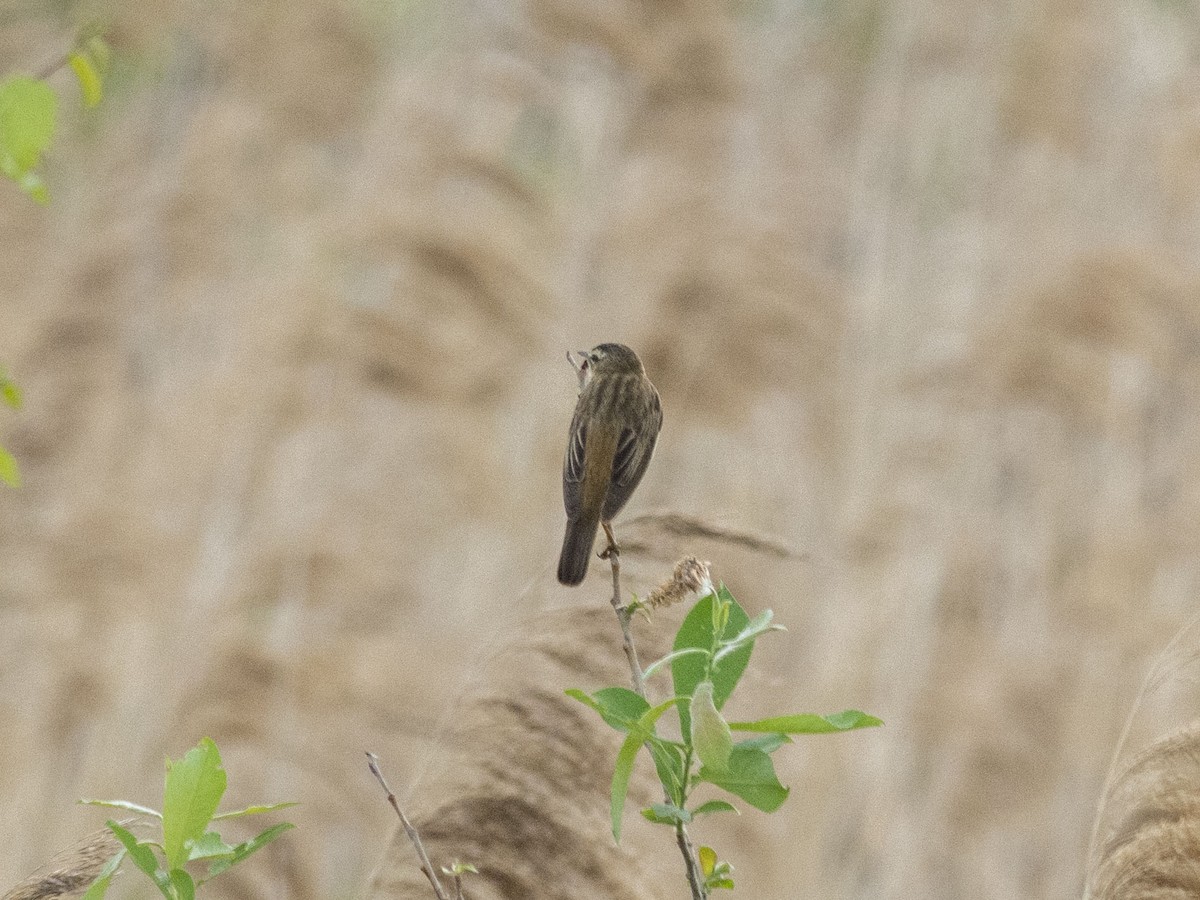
3;0;1200;897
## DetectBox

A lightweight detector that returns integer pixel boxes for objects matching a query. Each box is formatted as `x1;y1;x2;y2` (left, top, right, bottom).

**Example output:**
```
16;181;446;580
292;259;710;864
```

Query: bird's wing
612;389;662;487
562;412;587;519
602;391;661;521
611;426;641;487
564;414;587;484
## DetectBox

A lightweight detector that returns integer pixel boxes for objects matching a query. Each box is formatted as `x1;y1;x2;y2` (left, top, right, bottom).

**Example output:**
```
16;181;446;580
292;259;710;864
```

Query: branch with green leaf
0;28;108;203
0;26;110;489
79;737;295;899
570;583;881;896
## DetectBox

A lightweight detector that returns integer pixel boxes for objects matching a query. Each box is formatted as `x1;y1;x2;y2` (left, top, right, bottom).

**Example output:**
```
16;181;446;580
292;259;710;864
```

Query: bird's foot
599;522;620;560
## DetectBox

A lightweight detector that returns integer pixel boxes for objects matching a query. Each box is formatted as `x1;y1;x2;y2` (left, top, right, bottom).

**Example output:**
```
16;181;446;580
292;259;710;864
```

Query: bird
557;343;662;586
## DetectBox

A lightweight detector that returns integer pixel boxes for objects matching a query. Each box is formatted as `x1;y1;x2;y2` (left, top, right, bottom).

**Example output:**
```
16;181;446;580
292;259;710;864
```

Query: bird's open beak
567;350;591;391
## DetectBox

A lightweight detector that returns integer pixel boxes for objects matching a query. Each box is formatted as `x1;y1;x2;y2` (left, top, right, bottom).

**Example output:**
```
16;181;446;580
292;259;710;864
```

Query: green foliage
1;31;110;203
606;696;687;840
729;709;881;734
698;746;788;813
0;368;21;487
0;75;55;203
0;445;19;487
671;588;755;738
690;681;734;774
80;738;295;898
698;845;735;891
0;370;20;410
0;28;111;484
162;739;227;868
70;35;110;108
68;52;102;107
568;584;882;891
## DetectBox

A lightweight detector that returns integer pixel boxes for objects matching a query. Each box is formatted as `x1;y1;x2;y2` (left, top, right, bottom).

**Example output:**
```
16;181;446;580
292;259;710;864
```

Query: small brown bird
558;343;662;586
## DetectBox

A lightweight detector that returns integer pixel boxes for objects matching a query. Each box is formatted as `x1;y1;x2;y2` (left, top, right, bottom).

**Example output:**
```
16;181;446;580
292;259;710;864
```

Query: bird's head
571;343;644;381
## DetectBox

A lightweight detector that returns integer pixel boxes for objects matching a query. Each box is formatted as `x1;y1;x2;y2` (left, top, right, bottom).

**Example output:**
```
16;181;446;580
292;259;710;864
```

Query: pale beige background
3;0;1200;897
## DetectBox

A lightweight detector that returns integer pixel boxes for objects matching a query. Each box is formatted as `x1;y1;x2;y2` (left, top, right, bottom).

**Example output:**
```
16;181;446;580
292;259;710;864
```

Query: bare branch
604;533;645;697
366;752;451;900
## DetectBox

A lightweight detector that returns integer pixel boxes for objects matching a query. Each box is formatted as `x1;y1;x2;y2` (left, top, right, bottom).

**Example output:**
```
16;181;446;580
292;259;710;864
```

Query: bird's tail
557;514;600;585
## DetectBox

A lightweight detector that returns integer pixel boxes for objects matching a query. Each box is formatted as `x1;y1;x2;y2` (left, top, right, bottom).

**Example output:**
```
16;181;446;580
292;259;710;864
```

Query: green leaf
1;373;21;409
82;850;125;900
691;799;739;818
592;686;651;730
607;697;686;842
81;872;113;899
735;608;776;636
674;592;720;736
823;709;884;729
646;738;686;805
0;446;20;487
162;738;227;869
203;822;294;880
635;697;690;732
643;646;709;681
441;860;478;876
698;746;789;813
565;688;604;714
0;76;56;194
610;732;641;843
68;52;103;107
690;682;733;773
80;798;163;819
729;710;883;734
232;822;294;863
168;868;195;900
709;878;736;890
641;802;691;826
187;831;234;860
211;801;299;820
106;821;172;898
735;732;792;753
566;687;650;732
698;845;718;877
713;609;785;664
673;587;752;738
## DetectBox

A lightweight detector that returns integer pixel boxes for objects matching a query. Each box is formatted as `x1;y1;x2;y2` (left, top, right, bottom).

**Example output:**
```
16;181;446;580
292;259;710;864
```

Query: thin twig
604;539;706;900
35;50;74;81
606;540;646;696
676;823;708;899
366;752;451;900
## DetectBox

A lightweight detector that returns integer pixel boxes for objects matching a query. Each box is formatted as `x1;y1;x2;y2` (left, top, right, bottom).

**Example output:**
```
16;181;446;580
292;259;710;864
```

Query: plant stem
604;544;705;900
366;752;451;900
676;823;708;900
606;542;645;697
